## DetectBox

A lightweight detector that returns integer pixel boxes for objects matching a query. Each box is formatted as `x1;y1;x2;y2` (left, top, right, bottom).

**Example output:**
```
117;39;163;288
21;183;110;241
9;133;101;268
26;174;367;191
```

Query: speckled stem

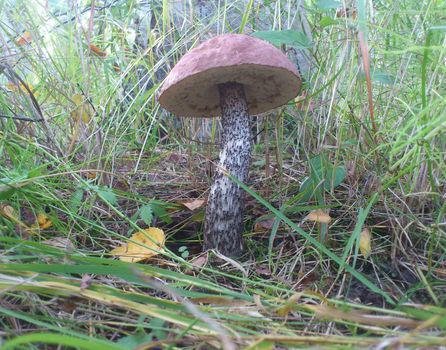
203;82;252;256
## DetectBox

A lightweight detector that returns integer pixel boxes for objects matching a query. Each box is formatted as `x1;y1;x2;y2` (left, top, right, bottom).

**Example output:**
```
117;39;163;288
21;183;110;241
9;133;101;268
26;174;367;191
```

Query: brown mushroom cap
158;34;301;117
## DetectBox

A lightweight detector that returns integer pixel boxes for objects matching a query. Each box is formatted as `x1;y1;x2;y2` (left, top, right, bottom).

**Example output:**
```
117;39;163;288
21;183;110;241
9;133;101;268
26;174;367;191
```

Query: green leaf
139;204;153;226
298;176;314;203
117;331;153;347
360;70;395;85
372;71;395;85
252;30;312;48
316;0;342;9
320;16;339;28
299;154;345;200
325;165;346;190
179;246;190;258
151;202;173;224
309;154;327;178
27;165;45;178
97;187;117;206
70;188;84;212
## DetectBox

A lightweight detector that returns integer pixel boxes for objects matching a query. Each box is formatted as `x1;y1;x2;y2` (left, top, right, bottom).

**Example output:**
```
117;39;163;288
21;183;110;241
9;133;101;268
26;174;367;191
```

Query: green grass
0;0;445;349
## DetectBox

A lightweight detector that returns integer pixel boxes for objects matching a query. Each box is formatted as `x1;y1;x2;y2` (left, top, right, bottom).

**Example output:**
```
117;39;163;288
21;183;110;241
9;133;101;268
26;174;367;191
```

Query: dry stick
358;30;378;138
356;30;386;171
0;112;42;122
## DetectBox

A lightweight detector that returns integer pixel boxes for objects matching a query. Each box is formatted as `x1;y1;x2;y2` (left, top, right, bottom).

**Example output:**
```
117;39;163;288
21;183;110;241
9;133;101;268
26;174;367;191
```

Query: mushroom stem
204;82;252;256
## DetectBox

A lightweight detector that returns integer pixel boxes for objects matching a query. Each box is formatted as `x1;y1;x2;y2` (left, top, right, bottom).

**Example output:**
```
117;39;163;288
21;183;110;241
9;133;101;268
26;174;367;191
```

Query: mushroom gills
203;82;252;256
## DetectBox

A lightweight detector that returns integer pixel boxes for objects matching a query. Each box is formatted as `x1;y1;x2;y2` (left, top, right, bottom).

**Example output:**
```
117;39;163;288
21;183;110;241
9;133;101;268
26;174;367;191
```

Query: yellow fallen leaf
37;213;53;229
305;209;331;224
5;82;34;94
72;93;83;106
16;31;32;45
81;108;92;123
5;82;18;91
26;213;53;235
70;94;93;123
359;228;372;258
111;227;165;263
86;171;97;180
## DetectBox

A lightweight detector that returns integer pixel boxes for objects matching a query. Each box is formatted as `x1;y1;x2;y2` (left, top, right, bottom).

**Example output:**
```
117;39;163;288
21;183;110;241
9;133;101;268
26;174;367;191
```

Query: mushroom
159;34;301;256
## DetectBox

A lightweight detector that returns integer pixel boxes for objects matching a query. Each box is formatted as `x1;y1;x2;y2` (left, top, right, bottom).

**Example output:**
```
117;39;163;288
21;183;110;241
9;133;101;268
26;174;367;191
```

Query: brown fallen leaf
112;63;121;72
89;44;107;57
0;204;18;221
59;299;78;314
111;227;165;263
305;209;332;224
16;31;32;45
336;7;357;19
255;264;271;276
178;199;206;211
184;254;208;275
254;218;275;232
190;254;207;268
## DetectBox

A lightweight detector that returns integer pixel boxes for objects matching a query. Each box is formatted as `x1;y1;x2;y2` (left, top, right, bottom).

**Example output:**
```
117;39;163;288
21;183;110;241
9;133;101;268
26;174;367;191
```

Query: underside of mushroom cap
158;34;302;117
